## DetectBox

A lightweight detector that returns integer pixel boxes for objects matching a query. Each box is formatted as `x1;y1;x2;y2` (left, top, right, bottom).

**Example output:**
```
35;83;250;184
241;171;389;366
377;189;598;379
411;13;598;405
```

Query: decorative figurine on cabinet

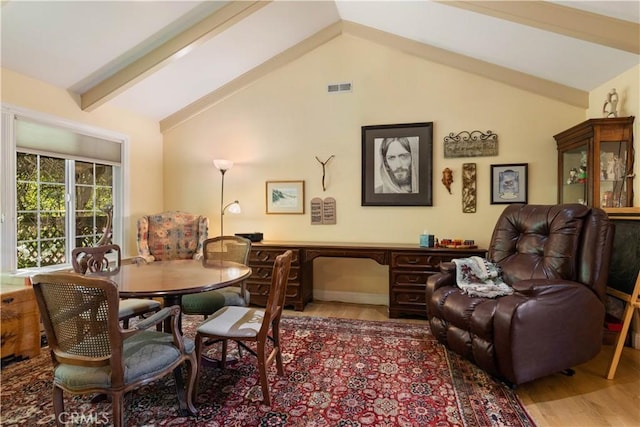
567;168;578;184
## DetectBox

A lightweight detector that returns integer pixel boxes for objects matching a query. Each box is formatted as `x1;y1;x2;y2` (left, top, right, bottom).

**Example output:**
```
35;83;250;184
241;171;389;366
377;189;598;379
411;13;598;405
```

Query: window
1;106;126;273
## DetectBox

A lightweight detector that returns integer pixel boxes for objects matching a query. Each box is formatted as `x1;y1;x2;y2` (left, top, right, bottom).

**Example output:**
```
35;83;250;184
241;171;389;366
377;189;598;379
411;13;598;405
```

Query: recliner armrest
512;279;584;296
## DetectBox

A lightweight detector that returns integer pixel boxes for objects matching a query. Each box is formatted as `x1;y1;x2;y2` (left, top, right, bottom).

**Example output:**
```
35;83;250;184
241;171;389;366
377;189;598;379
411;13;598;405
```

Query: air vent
327;82;352;93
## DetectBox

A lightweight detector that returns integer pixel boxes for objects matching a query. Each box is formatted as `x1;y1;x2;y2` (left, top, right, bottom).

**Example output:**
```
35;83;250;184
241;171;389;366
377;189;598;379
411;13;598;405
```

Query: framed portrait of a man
361;122;433;206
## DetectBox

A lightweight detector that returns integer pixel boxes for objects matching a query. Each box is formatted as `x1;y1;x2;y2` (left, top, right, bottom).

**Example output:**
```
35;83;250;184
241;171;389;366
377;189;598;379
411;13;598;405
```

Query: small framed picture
490;163;528;204
266;180;305;214
361;122;433;206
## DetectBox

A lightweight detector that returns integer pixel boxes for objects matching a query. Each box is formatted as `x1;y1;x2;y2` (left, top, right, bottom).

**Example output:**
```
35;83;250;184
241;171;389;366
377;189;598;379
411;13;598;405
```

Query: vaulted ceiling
2;1;638;132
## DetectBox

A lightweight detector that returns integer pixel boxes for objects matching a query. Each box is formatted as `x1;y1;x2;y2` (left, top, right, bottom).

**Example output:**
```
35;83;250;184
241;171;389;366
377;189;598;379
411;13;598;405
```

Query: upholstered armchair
426;204;614;386
136;211;208;262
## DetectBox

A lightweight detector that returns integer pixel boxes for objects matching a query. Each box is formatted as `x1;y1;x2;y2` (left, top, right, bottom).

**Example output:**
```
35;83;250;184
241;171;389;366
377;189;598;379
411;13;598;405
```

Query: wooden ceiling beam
80;1;270;112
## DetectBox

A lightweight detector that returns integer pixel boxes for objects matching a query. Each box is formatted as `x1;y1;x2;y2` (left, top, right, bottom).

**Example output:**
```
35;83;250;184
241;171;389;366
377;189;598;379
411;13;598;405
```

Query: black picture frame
361;122;433;206
490;163;528;204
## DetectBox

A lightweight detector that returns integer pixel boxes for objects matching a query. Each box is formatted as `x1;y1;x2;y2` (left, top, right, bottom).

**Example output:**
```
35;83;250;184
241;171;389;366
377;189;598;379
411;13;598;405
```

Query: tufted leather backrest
488;204;614;301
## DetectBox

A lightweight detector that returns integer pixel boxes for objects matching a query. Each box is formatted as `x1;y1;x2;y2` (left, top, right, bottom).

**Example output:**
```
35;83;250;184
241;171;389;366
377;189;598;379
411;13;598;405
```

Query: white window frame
1;104;129;274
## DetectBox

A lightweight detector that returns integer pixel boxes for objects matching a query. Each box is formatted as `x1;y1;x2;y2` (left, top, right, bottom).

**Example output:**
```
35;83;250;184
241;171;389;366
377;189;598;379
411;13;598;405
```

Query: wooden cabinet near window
554;117;635;208
1;280;41;361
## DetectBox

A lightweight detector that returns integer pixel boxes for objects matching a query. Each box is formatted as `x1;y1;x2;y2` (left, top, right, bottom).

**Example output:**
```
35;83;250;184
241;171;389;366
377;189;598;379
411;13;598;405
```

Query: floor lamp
213;159;241;238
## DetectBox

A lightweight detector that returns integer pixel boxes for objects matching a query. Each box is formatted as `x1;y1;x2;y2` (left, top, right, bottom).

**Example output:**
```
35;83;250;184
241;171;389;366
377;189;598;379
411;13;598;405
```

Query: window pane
41;213;65;239
17;240;38;269
95;186;113;209
40;238;66;266
40;184;65;210
75;212;95;238
16;213;38;240
75;161;94;185
16;182;38;211
95;164;112;186
40;156;65;183
76;185;94;210
16;153;37;181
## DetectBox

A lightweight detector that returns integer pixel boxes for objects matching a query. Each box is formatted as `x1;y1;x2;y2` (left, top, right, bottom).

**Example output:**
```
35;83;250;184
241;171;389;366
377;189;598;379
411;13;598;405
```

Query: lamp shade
213;159;234;171
225;201;241;214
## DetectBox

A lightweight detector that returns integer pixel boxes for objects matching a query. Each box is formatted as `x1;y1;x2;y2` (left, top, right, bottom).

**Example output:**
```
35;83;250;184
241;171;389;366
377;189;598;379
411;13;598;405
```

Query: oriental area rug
1;315;536;426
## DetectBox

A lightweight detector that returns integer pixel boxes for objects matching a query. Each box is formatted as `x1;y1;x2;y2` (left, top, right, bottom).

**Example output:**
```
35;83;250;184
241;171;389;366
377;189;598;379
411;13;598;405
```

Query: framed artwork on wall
266;180;305;214
361;122;433;206
490;163;528;204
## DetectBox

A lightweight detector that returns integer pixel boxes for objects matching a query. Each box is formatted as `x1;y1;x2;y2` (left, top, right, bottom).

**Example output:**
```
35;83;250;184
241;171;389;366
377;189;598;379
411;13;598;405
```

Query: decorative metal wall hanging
444;130;498;158
462;163;477;213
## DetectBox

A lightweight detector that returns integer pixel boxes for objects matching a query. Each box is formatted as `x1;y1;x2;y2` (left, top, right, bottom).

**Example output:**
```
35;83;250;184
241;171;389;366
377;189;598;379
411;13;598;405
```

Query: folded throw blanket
452;256;513;298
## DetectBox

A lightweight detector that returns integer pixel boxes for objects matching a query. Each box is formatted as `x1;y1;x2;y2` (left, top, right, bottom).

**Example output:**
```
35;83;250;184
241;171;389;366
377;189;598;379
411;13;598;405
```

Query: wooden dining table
106;258;251;330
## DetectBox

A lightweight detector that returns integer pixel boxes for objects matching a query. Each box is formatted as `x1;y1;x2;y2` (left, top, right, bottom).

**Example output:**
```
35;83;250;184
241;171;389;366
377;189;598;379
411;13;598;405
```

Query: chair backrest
136;211;208;262
31;272;125;382
202;236;251;267
259;250;292;336
71;244;122;275
488;204;614;301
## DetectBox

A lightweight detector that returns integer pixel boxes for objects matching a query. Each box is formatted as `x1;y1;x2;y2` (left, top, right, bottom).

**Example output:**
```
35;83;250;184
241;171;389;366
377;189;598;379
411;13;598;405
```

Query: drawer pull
2;297;15;304
408;295;419;302
258;271;270;279
406;258;420;264
255;250;270;262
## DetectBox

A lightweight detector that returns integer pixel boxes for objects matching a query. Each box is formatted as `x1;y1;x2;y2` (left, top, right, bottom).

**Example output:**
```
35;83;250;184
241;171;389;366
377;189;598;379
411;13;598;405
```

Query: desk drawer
249;266;300;283
390;270;434;286
249;248;300;265
390;252;445;270
247;282;303;310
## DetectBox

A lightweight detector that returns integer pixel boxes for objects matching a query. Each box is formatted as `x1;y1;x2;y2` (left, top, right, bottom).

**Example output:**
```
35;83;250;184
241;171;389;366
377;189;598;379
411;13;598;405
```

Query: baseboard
313;290;388;306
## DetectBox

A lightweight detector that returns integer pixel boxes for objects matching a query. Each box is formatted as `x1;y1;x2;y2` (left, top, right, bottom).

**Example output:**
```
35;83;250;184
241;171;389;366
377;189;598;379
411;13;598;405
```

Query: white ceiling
2;1;639;124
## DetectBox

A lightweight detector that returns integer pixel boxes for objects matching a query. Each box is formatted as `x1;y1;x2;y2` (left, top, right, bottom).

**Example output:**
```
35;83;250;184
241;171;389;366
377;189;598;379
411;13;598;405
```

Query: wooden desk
246;241;486;317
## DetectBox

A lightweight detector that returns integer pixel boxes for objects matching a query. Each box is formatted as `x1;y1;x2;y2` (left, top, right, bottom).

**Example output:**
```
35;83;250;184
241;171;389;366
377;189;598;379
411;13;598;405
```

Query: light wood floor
284;301;640;427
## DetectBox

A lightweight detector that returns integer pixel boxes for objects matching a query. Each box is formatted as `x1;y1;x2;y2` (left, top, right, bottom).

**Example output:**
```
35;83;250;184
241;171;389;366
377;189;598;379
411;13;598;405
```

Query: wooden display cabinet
554;116;635;208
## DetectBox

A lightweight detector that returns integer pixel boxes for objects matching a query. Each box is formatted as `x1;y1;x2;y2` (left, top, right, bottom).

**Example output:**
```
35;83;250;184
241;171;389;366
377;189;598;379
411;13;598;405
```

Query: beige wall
588;64;640;203
1;68;164;256
162;35;586;304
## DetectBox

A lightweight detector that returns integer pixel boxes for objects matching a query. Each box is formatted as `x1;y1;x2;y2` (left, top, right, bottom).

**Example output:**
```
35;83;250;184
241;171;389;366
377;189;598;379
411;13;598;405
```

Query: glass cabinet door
599;140;630;208
561;145;588;205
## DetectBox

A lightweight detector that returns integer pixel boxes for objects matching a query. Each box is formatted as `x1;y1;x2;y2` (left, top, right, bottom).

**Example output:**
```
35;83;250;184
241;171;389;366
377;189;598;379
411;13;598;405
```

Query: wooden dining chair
194;250;292;406
71;245;161;328
182;236;252;318
31;272;198;427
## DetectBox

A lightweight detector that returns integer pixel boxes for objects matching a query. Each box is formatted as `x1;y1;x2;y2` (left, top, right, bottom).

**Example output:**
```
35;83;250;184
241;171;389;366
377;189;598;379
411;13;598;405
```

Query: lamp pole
219;167;227;238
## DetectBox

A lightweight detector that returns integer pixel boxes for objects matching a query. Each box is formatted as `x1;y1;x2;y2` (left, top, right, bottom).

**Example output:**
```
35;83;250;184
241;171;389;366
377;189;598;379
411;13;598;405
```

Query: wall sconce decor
213;159;241;237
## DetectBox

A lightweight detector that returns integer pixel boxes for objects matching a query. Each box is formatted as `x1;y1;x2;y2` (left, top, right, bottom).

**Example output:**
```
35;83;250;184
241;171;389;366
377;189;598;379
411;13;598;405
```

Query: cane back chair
32;272;197;427
194;250;292;406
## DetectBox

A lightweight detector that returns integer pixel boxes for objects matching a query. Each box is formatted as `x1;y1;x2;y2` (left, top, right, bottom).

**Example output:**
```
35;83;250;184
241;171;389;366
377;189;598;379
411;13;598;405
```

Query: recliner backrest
488;204;614;301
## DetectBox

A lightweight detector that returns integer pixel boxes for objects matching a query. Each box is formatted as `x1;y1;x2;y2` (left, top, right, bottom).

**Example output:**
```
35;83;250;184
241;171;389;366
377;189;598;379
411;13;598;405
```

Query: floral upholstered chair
136;211;208;262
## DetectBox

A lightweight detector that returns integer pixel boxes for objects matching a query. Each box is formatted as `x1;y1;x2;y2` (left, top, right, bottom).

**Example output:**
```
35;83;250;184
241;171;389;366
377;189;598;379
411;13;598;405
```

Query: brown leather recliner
426;204;614;385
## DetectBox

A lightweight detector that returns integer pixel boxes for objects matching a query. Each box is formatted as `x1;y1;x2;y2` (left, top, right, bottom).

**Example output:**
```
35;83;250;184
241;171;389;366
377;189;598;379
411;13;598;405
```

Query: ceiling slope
1;1;638;128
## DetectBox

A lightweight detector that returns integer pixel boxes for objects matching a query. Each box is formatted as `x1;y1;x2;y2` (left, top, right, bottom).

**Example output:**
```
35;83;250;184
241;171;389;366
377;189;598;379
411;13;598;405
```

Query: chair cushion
182;290;226;315
118;298;161;318
197;306;264;338
182;287;248;316
54;331;195;390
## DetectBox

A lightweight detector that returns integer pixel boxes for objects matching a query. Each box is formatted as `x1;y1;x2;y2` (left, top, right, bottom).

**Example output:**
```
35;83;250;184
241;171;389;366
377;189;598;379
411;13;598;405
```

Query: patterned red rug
1;315;536;426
